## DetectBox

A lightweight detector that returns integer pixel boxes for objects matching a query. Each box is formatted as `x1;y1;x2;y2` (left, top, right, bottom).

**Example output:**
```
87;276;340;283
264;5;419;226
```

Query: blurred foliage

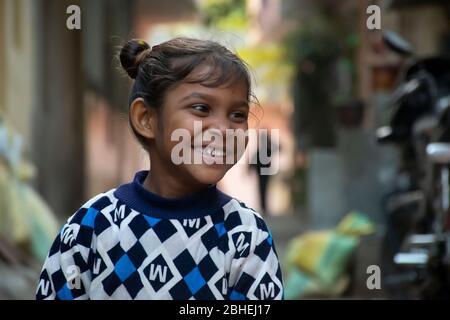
237;45;293;97
283;11;359;102
291;166;307;208
197;0;293;103
284;18;341;64
198;0;248;30
283;2;360;149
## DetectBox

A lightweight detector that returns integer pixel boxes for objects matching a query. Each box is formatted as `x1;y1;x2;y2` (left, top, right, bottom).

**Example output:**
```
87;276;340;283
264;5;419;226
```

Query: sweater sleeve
228;220;284;300
35;207;97;300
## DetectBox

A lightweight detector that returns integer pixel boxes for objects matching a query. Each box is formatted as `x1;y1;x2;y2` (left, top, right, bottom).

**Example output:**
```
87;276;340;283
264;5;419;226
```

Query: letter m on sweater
114;205;126;222
232;232;251;258
61;226;75;246
183;218;200;229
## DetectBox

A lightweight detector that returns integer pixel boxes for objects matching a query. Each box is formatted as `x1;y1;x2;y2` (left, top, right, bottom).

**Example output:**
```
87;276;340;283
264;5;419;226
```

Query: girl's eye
191;104;209;114
231;111;249;122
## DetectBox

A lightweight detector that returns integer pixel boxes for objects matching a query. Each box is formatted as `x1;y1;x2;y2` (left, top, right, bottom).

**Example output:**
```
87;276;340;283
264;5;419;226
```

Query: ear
129;98;157;139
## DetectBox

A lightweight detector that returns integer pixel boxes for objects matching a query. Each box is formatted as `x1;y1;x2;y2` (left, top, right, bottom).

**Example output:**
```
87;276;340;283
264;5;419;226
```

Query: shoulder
58;189;119;244
220;197;276;263
66;189;117;225
220;196;270;235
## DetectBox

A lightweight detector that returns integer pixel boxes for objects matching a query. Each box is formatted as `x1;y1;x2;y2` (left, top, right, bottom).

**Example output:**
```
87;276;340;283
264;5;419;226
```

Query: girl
36;37;283;300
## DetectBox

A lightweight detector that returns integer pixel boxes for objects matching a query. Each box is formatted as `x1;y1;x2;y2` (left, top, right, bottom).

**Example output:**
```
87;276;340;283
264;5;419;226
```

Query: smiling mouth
192;146;227;158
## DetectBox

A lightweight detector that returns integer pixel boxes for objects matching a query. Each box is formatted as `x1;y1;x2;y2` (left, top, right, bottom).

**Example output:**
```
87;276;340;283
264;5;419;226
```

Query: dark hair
119;37;255;149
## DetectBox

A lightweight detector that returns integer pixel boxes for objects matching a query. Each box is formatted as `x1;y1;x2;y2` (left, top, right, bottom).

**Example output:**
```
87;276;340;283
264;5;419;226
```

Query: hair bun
120;39;151;79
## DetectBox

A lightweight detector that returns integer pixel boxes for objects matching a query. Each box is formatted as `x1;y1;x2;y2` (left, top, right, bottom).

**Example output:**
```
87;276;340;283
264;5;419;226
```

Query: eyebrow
179;92;249;108
179;92;212;102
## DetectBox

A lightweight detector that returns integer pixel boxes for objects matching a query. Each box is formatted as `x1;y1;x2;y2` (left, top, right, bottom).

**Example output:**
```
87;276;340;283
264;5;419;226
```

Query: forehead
169;81;249;104
185;62;249;90
171;64;249;100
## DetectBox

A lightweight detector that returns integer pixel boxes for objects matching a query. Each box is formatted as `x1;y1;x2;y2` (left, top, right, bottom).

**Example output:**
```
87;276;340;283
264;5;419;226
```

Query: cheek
159;116;195;159
231;123;249;145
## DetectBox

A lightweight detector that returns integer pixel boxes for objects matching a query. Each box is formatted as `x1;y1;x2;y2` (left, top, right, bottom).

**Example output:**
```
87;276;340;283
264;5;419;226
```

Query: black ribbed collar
113;171;232;219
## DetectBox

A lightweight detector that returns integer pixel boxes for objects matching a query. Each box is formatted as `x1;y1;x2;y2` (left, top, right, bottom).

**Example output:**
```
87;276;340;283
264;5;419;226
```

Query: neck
143;155;206;199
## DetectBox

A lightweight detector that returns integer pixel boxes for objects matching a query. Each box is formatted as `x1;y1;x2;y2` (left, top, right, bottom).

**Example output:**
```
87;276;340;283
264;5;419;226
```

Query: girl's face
151;65;250;189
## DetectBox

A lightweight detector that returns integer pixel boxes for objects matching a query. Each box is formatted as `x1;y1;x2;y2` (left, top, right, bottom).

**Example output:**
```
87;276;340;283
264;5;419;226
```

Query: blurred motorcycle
376;30;450;299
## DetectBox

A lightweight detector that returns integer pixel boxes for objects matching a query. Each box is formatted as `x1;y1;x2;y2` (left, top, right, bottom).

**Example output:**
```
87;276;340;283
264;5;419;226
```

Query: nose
203;116;229;145
209;111;232;131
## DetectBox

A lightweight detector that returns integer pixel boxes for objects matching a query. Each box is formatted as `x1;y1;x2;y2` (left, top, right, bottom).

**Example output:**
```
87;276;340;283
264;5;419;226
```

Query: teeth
194;146;225;157
205;147;213;156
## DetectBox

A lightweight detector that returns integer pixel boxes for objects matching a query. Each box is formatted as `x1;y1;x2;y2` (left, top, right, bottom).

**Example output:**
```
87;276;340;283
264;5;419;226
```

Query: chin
187;164;230;186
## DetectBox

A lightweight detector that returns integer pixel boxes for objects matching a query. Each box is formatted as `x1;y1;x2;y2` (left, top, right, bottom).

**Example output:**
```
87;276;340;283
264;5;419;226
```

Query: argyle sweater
36;171;283;300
